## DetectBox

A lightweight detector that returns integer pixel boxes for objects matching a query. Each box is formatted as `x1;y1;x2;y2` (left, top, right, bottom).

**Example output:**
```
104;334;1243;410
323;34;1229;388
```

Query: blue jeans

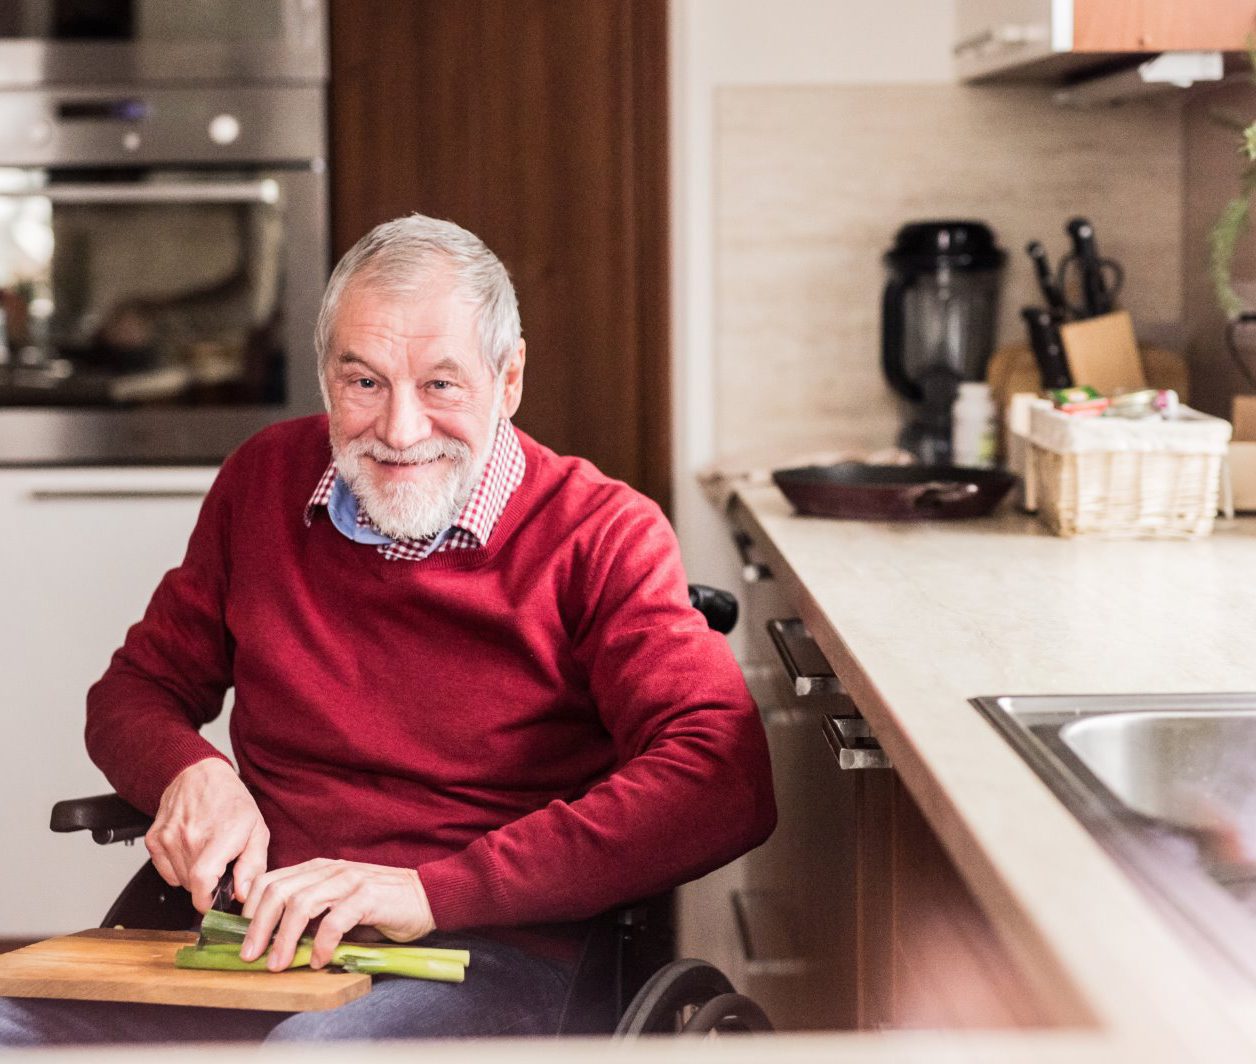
0;933;573;1046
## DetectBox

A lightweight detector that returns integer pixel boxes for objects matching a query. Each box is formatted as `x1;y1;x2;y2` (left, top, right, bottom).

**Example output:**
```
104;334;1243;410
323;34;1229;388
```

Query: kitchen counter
727;485;1256;1060
12;491;1256;1062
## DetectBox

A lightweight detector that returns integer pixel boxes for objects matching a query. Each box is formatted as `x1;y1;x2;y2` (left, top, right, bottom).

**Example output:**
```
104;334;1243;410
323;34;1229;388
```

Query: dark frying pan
772;463;1016;521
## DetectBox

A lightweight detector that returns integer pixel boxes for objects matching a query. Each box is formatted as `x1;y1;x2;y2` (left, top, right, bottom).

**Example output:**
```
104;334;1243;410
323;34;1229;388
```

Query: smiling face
324;271;525;541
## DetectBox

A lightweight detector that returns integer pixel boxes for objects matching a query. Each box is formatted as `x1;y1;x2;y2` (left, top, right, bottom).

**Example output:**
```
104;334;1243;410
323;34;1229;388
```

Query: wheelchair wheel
680;992;773;1034
615;959;743;1037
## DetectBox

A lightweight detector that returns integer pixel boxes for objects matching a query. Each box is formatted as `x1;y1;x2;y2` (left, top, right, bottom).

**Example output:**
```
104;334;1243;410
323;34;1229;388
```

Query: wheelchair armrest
50;793;152;845
687;584;738;635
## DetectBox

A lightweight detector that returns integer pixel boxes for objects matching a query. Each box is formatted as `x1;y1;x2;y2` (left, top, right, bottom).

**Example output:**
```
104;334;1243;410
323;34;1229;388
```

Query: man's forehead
334;279;479;342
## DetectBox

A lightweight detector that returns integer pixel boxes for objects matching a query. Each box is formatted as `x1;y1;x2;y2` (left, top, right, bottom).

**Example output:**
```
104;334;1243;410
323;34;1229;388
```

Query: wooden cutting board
0;929;371;1012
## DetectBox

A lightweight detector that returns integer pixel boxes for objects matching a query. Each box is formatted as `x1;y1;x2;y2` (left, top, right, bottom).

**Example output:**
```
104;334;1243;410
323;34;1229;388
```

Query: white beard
333;429;493;541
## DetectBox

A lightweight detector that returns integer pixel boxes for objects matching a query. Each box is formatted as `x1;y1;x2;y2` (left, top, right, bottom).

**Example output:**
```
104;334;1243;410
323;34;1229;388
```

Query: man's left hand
238;859;435;970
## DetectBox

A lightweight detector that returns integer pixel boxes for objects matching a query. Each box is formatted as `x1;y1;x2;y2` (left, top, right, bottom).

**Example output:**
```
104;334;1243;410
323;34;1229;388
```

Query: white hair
315;214;522;393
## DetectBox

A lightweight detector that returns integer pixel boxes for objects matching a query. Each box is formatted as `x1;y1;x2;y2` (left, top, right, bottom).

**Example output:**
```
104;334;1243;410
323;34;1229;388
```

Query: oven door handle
0;180;281;205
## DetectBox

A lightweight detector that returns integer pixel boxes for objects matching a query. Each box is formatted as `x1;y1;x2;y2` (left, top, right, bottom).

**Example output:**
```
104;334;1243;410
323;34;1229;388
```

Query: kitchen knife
211;866;236;912
196;867;237;947
1021;306;1073;390
1025;241;1069;320
1064;217;1114;318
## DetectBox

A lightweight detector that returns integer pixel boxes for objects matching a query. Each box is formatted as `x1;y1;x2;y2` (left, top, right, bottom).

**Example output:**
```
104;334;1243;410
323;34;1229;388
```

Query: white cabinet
955;0;1071;82
0;466;226;938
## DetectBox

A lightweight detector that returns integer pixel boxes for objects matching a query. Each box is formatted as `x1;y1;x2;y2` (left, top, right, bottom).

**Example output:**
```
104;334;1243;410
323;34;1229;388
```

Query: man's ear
500;339;526;418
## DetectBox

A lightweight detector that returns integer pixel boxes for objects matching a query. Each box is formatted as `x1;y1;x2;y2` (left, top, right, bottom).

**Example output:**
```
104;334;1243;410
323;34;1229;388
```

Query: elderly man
0;215;774;1044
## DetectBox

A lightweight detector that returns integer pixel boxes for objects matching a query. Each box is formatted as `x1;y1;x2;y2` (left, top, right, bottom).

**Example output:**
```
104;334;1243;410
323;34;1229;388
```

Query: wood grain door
329;0;671;510
1073;0;1256;51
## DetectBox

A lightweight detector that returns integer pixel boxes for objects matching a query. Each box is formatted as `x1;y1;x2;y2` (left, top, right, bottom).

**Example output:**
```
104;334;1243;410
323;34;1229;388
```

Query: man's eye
353;377;377;390
429;380;454;391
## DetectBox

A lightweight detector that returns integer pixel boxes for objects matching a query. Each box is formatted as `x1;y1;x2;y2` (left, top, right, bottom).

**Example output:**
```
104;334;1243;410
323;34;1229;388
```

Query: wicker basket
1026;405;1232;539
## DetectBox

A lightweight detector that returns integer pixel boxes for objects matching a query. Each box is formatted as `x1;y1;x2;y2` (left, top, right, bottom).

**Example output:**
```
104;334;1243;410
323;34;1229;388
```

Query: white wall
668;0;957;581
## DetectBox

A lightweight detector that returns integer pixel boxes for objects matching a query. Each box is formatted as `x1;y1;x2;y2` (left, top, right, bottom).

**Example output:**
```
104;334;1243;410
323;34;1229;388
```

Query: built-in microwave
0;0;325;89
0;85;329;464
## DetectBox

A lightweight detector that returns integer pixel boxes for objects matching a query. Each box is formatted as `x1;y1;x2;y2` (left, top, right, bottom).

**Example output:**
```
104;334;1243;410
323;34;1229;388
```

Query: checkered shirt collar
304;418;526;561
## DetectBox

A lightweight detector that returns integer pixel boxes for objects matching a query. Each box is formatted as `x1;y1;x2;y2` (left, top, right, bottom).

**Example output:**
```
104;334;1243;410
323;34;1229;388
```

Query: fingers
145;827;182;888
266;881;331;971
144;758;269;909
233;821;271;904
311;899;366;969
240;860;338;965
236;860;435;969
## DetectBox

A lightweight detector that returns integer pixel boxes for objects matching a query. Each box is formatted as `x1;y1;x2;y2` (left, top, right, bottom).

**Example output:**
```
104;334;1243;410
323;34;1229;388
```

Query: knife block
1057;311;1146;396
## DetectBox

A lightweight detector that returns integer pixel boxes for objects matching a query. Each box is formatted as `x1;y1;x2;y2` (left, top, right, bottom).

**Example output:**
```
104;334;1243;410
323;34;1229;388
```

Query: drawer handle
822;714;891;771
766;618;841;697
733;531;772;583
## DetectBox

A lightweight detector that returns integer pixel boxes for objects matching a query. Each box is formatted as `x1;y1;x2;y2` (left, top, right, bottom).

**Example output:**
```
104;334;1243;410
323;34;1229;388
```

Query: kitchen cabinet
733;663;860;1031
956;0;1256;82
0;467;225;940
855;770;1048;1029
702;514;1055;1031
1072;1;1256;52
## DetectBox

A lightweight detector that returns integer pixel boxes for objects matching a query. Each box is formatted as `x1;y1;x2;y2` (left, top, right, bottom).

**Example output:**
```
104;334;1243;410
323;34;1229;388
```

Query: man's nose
377;389;432;451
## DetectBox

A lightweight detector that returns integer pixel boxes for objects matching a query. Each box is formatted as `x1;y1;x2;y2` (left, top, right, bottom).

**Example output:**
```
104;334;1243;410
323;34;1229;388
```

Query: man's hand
145;757;270;913
238;859;435;970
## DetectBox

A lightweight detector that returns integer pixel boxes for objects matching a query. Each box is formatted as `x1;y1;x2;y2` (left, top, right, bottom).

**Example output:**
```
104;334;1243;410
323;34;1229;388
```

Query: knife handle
1065;217;1113;317
1022;306;1073;390
1025;241;1068;319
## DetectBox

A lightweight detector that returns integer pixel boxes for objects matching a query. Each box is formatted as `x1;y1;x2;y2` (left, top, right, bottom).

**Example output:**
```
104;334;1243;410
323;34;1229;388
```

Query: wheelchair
50;584;772;1038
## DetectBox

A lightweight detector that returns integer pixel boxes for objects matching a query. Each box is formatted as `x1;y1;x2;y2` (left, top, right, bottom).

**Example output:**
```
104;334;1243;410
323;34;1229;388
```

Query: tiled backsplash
715;84;1183;460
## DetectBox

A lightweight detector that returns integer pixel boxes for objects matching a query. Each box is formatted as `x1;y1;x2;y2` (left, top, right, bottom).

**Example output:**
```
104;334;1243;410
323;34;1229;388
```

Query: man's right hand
145;757;270;913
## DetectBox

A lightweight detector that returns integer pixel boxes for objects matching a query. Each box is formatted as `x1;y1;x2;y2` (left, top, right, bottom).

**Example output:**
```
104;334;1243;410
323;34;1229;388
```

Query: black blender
881;221;1006;464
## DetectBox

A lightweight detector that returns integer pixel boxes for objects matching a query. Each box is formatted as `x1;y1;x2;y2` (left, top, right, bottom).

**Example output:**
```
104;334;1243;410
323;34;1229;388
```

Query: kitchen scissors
1056;217;1124;319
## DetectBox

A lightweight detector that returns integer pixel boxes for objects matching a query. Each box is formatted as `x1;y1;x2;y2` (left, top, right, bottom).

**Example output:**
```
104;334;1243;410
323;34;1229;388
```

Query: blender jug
881;221;1005;462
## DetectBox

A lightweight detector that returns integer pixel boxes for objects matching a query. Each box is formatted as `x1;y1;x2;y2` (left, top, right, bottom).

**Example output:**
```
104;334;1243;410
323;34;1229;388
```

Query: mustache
342;437;473;466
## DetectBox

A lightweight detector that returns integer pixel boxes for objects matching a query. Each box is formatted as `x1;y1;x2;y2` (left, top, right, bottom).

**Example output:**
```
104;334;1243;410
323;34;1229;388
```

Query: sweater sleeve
84;453;241;815
418;494;777;930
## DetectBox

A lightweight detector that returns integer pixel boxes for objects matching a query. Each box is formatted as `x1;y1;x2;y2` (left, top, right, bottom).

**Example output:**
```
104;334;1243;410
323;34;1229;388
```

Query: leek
175;944;313;971
337;953;465;983
182;909;470;981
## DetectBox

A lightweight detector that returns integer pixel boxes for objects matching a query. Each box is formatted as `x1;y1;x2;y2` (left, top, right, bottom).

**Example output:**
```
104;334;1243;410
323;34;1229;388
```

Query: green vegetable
184;909;470;981
337;952;465;983
175;944;313;971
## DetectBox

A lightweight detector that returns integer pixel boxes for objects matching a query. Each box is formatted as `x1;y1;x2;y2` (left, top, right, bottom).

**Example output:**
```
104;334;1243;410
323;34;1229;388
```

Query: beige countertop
729;485;1256;1061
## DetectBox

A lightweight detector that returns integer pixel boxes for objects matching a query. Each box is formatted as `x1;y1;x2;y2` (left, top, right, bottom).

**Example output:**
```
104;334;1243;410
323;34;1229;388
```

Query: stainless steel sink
1059;709;1256;832
972;693;1256;987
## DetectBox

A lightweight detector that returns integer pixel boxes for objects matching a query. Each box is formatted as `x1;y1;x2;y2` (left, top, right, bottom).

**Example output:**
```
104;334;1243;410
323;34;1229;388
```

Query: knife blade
196;867;237;947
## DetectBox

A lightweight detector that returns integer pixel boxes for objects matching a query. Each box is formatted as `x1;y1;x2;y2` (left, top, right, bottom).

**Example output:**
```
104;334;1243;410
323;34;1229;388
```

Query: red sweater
86;416;775;948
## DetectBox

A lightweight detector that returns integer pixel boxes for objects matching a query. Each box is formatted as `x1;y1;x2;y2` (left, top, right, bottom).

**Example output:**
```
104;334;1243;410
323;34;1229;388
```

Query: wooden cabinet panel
854;770;896;1029
856;771;1053;1029
1074;0;1256;52
328;0;670;509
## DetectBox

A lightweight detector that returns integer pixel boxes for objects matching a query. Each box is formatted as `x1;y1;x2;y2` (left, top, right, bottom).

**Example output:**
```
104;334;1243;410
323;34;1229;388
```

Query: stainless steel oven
0;0;325;88
0;84;328;464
